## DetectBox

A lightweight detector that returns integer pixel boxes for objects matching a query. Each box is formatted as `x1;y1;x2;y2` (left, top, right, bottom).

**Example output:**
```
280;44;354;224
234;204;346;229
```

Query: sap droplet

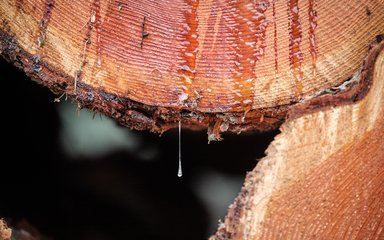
178;91;188;104
177;120;183;178
243;99;253;104
177;162;183;177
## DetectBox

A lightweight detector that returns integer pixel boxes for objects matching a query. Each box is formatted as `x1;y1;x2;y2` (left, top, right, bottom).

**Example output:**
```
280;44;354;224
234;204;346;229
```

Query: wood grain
210;41;384;240
1;0;383;134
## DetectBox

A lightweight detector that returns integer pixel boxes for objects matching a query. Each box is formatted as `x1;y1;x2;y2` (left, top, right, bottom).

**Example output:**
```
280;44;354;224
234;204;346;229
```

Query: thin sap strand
177;120;183;177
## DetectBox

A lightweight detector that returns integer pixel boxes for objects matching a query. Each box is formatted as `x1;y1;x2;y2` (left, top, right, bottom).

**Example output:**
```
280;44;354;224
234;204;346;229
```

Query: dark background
0;57;278;240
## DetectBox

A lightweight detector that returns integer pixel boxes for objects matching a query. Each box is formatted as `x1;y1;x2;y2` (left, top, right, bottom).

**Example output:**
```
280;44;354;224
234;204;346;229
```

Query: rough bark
1;1;383;138
210;39;384;240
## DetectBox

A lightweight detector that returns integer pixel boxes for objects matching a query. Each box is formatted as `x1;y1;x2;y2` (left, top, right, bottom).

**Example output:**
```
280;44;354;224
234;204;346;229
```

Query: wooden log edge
210;38;384;239
0;26;286;140
2;13;381;139
0;219;11;240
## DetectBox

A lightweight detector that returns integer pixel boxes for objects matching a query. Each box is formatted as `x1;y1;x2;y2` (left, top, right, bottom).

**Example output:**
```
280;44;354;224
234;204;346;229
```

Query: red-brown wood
1;0;383;136
210;40;384;240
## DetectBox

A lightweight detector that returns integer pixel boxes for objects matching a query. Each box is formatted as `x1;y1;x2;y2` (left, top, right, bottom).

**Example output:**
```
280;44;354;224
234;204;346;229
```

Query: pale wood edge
210;42;384;240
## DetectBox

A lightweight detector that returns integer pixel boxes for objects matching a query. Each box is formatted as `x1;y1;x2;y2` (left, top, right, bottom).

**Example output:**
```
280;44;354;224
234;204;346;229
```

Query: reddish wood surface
1;1;383;135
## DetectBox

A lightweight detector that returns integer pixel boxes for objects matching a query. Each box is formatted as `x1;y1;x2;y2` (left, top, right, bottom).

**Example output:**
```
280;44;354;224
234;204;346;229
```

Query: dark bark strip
37;0;55;47
273;0;278;73
308;0;318;75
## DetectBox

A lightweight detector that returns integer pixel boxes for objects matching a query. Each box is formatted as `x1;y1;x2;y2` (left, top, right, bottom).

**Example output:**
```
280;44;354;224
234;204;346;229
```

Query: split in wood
140;16;149;49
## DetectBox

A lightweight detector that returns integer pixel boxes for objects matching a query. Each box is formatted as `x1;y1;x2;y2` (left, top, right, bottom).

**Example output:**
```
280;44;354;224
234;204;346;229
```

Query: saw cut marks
0;0;383;132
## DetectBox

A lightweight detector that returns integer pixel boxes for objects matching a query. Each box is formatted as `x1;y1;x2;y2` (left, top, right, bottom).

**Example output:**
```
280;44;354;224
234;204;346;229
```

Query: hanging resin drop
177;120;183;178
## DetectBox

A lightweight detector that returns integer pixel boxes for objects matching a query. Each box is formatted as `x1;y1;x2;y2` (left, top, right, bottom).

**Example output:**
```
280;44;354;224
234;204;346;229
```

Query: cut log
210;39;384;239
1;1;383;138
1;1;384;238
0;219;11;240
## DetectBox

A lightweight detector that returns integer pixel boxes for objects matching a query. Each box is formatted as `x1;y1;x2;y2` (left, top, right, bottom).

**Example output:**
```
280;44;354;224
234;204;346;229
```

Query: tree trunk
210;40;384;240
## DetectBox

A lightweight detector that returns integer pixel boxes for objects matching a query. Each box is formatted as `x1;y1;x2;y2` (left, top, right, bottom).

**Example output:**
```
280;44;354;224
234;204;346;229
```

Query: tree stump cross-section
1;0;383;139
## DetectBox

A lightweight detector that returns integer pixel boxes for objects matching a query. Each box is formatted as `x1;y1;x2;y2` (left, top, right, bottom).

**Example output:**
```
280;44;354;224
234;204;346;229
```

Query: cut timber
1;1;384;137
210;41;384;239
0;219;11;240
